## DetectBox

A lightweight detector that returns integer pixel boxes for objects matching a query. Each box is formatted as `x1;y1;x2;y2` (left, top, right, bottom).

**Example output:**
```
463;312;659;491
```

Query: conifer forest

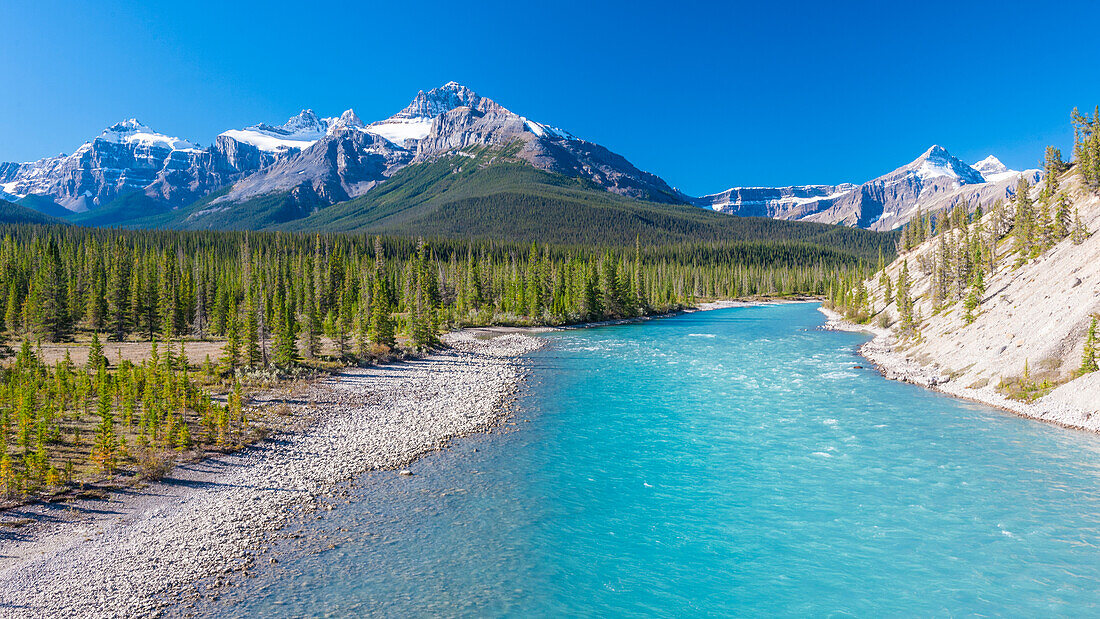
0;226;883;498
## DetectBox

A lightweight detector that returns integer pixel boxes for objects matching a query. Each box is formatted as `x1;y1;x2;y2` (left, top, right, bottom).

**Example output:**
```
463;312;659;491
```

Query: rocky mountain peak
394;81;494;119
280;109;325;134
331;109;365;130
910;144;985;185
921;144;949;159
972;155;1008;176
104;118;149;134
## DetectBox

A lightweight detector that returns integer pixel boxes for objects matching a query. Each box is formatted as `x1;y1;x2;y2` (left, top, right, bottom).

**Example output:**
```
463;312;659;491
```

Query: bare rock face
845;171;1100;430
414;106;532;155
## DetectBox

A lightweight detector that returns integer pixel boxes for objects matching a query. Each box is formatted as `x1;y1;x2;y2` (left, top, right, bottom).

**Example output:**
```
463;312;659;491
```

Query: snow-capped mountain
0;120;205;211
197;82;680;220
970;154;1029;183
1;82;679;221
697;146;1042;231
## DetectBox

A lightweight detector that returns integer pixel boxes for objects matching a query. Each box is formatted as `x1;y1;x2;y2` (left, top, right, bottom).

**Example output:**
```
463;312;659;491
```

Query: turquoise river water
207;303;1100;616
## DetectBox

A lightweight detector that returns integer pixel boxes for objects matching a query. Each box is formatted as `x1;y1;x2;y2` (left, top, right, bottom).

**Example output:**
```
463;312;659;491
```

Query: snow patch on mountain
366;117;433;146
1;181;24;200
524;119;575;141
220;110;329;154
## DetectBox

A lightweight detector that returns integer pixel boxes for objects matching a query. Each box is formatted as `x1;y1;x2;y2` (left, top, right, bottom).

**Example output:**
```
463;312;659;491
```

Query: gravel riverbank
0;331;544;618
819;307;1100;433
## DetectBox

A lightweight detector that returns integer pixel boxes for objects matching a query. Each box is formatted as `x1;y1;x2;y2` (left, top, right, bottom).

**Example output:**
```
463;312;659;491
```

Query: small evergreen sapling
1080;316;1099;375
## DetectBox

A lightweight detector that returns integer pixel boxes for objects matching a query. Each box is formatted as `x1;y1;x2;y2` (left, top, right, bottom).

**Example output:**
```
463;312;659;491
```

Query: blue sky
2;0;1098;195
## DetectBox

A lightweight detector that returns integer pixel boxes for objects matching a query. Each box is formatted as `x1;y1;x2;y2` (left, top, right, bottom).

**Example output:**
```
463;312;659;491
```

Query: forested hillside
293;150;894;251
829;109;1100;428
0;200;64;226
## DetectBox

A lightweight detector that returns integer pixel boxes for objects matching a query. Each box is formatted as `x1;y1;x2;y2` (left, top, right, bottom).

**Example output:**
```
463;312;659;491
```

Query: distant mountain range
0;82;1041;232
694;146;1042;231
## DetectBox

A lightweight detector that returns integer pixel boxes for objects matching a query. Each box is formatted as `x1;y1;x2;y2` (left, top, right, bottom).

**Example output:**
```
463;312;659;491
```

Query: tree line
0;229;875;356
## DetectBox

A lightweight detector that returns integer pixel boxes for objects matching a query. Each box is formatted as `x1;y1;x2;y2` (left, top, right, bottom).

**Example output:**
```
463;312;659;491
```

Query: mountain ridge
696;145;1042;231
0;82;682;227
0;83;1035;233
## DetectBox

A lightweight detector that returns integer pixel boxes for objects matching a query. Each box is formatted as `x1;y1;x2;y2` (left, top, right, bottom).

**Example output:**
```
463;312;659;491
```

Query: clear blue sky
2;0;1098;195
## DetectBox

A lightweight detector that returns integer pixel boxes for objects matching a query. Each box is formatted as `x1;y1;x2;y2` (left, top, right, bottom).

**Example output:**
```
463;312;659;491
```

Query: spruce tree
1012;177;1034;265
106;241;130;341
273;287;300;368
27;239;70;342
1080;316;1099;375
1071;209;1089;244
88;332;105;370
305;295;322;359
92;382;117;473
243;291;260;368
368;275;395;349
221;306;241;373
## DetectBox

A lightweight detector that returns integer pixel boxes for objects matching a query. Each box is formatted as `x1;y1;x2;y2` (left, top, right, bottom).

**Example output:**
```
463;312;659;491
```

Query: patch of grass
968;377;991;389
996;359;1065;403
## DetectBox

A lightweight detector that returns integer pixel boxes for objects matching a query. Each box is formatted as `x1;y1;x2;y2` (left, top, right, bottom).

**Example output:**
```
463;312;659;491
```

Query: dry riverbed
0;331;544;618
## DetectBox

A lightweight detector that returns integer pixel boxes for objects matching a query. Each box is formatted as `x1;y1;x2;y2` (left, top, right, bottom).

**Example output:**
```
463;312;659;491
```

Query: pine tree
368;275;395;349
85;260;107;332
129;261;146;339
410;238;436;350
106;241;130;341
1012;177;1034;265
27;239;70;342
1035;197;1053;251
243;291;260;368
272;285;300;368
1080;316;1099;375
158;254;178;341
1071;208;1089;244
4;281;19;337
897;260;913;331
88;332;105;370
221;305;241;373
1054;192;1071;240
92;381;117;473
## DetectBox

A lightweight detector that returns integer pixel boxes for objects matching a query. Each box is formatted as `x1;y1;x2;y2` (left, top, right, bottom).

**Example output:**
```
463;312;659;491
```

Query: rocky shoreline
819;307;1100;434
0;331;545;618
